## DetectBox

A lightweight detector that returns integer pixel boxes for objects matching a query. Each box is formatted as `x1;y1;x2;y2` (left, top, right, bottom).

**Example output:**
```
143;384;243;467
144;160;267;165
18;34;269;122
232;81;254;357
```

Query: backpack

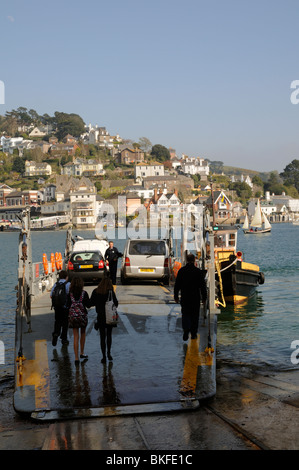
52;281;67;309
68;292;87;328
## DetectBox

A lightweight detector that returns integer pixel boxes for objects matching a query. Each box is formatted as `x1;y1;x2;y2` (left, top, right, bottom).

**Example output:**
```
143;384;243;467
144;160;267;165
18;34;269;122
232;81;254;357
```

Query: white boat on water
243;199;272;234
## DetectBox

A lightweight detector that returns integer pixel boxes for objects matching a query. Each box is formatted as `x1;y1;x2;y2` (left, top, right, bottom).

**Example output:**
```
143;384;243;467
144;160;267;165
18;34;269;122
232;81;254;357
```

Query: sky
1;0;299;173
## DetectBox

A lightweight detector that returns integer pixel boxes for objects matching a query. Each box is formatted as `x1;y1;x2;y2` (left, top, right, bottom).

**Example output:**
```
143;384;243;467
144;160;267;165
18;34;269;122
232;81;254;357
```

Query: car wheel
162;276;169;286
121;273;127;285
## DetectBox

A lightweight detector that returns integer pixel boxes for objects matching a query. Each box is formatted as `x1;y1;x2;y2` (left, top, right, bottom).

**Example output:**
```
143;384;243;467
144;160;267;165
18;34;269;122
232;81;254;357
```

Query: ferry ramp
14;282;217;421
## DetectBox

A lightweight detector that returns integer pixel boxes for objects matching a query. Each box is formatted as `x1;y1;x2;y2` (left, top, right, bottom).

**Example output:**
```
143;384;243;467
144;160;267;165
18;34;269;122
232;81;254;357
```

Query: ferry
13;207;219;421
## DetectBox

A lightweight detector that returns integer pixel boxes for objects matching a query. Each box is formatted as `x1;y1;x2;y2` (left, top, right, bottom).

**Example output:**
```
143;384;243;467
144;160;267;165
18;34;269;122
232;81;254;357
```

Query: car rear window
71;252;102;262
128;241;166;256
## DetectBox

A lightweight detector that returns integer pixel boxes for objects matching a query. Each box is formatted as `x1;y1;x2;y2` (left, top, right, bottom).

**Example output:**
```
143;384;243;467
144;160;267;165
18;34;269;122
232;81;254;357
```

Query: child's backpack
51;282;67;309
68;292;87;328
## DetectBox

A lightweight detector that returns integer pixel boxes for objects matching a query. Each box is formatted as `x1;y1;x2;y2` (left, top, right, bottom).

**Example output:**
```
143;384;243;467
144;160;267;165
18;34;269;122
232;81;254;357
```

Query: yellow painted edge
17;340;50;410
241;262;260;272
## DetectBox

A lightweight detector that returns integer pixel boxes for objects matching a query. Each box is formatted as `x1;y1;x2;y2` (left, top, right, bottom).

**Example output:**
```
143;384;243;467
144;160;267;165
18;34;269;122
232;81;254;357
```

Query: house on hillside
134;163;164;183
145;189;181;216
115;148;145;165
180;157;210;179
61;157;105;177
24;160;52;177
205;191;232;220
230;174;253;189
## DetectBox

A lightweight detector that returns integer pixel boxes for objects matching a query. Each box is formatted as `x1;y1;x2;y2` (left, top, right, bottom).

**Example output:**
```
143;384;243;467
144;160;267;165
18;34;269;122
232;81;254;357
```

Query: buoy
172;261;181;278
42;253;49;275
58;252;62;270
55;252;60;271
50;253;55;272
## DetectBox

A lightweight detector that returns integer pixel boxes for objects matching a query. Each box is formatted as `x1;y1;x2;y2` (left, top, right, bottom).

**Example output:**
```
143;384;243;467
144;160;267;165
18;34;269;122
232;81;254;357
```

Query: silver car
120;239;170;285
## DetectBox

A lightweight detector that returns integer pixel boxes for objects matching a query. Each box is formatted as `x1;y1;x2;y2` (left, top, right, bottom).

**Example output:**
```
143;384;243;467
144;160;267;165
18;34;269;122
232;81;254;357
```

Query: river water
0;223;298;383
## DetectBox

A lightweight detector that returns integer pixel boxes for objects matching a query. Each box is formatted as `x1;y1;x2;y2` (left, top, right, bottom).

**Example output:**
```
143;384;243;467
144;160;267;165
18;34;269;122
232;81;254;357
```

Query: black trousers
53;307;69;341
109;261;117;284
181;303;200;337
99;325;113;357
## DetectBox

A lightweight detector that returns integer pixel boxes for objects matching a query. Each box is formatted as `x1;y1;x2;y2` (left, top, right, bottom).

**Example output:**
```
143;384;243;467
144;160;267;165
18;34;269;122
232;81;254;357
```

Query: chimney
174;188;178;197
154;188;157;202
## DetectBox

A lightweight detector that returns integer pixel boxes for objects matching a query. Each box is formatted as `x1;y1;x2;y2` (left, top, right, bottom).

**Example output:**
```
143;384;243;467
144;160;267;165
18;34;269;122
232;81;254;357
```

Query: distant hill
222;165;271;181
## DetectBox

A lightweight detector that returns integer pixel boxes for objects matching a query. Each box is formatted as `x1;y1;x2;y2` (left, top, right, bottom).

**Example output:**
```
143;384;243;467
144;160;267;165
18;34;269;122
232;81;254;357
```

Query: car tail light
164;258;169;268
68;261;74;270
125;257;130;266
98;260;105;269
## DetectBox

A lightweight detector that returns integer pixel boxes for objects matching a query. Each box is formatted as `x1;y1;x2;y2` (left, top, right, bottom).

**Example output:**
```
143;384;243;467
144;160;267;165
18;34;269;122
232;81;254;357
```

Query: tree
151;144;170;162
54;112;85;141
264;171;284;193
252;175;264;188
229;182;252;200
280;159;299;191
209;161;224;174
12;156;25;174
138;137;152;153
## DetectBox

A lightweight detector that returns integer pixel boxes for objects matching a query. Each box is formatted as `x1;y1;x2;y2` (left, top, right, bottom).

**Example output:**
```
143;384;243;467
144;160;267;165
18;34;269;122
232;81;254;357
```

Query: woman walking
89;276;118;363
67;276;90;365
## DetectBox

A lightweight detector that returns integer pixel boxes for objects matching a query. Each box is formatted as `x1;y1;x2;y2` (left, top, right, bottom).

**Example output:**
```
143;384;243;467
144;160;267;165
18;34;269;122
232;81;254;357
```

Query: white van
120;239;170;285
72;239;109;259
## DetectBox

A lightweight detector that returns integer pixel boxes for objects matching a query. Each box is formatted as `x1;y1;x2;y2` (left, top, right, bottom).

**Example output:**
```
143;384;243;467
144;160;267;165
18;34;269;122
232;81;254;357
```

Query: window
129;240;166;255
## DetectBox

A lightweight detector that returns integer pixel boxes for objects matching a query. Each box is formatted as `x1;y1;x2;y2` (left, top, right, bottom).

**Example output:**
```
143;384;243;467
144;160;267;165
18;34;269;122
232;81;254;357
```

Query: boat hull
217;259;264;305
243;228;271;234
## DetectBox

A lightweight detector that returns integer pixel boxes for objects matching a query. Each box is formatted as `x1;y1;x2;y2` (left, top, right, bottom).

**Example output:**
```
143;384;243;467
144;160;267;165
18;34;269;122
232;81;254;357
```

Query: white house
38;184;56;202
70;181;97;228
0;136;24;154
155;191;181;213
61;158;105;177
81;124;121;148
24;160;52;177
134;163;165;183
180;157;209;177
231;174;253;189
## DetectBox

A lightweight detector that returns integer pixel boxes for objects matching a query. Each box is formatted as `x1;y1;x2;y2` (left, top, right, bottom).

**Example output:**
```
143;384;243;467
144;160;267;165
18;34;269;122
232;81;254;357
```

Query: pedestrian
67;276;90;365
174;253;207;341
89;275;119;364
50;270;70;346
105;241;122;285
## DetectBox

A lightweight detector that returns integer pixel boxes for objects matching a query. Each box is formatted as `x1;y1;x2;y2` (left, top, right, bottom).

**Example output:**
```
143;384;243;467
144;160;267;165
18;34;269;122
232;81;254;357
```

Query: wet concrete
2;365;299;450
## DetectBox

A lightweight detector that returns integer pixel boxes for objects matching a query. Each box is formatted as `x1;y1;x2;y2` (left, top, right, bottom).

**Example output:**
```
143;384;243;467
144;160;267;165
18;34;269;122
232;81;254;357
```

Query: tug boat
213;225;265;306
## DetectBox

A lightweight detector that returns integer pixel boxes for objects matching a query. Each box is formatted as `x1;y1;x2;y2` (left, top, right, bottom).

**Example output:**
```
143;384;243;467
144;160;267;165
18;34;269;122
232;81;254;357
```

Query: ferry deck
14;281;217;420
14;208;218;421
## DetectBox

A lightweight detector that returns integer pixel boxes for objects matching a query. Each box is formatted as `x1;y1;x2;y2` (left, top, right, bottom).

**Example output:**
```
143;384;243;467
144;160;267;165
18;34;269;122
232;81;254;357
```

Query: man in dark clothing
50;270;70;346
174;253;207;341
105;241;122;285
